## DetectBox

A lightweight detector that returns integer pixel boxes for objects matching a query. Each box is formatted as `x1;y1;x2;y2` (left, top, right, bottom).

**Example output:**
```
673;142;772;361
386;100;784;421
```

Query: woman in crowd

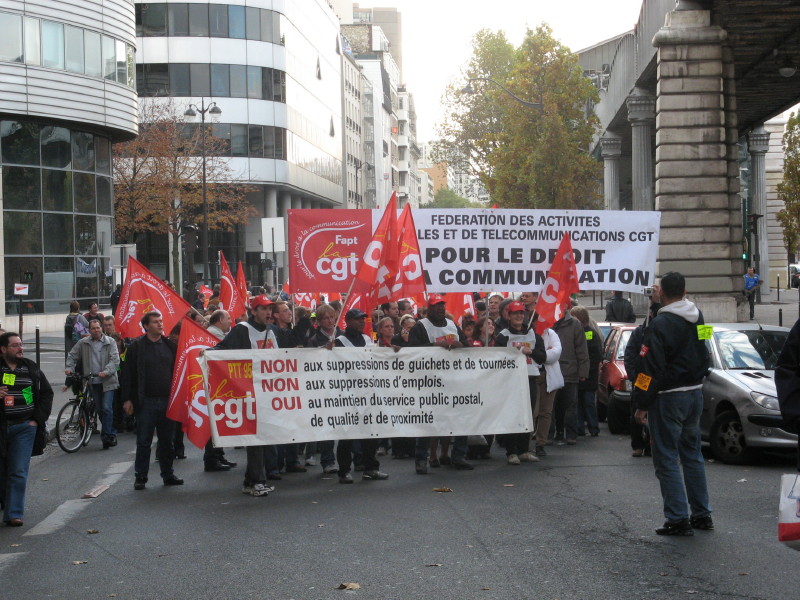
570;306;602;437
471;317;496;347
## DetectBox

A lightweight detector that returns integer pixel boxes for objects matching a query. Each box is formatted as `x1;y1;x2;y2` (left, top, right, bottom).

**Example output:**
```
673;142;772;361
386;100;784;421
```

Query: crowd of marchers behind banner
56;283;611;497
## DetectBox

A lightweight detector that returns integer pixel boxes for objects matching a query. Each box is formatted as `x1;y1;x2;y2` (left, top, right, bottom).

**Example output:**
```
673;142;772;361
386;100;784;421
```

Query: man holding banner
408;294;474;474
215;295;279;497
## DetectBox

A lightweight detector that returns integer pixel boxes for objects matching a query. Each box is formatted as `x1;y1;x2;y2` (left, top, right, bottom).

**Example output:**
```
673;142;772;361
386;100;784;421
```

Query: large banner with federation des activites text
202;346;531;447
288;208;660;294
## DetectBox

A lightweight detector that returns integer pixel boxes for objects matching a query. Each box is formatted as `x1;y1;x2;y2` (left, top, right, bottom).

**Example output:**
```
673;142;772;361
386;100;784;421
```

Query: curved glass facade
1;118;113;314
136;3;283;43
136;63;286;102
0;10;135;88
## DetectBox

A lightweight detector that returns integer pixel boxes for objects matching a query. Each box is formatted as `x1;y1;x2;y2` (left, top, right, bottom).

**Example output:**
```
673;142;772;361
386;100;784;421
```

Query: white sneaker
305;456;317;466
248;483;274;497
519;452;540;462
323;465;338;474
507;454;521;465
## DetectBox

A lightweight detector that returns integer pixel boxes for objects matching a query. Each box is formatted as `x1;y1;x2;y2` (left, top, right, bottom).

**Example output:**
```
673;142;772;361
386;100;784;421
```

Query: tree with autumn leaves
436;26;602;209
778;111;800;260
113;99;254;288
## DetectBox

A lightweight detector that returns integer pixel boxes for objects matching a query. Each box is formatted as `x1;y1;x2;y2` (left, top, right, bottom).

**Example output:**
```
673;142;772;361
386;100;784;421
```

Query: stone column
301;198;311;209
652;5;735;321
626;89;656;212
266;188;278;219
600;133;622;210
748;126;771;295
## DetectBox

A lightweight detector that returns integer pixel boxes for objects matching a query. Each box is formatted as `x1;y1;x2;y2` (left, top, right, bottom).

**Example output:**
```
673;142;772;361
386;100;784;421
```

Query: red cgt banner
287;209;372;293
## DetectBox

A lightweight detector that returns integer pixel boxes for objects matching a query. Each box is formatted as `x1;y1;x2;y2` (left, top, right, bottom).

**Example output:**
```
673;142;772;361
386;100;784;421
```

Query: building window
0;12;22;62
168;4;189;36
24;17;40;66
41;21;65;70
84;31;102;78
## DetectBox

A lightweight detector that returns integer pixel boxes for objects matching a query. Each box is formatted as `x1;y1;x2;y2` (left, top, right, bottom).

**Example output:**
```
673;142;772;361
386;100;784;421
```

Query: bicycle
56;373;99;453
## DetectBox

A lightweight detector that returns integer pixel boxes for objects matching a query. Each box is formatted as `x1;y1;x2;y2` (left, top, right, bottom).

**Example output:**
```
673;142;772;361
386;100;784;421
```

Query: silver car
701;323;796;464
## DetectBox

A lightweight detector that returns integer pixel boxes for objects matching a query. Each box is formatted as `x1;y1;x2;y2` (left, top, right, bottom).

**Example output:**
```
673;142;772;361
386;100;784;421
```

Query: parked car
701;323;795;464
596;323;638;434
790;264;800;288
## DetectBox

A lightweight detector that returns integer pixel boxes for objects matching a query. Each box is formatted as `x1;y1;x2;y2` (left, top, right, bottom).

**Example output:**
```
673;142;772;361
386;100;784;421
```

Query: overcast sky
352;0;645;142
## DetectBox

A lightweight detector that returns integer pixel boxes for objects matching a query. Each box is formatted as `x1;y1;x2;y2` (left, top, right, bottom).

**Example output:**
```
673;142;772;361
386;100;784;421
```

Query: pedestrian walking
0;332;53;526
743;267;762;320
123;312;184;491
632;272;713;536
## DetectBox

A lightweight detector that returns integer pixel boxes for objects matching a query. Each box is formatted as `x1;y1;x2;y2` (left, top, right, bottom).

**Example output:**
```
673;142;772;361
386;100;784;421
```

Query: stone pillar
266;188;278;219
277;192;292;286
748;126;771;295
600;133;622;210
301;198;311;209
626;88;656;212
652;5;736;321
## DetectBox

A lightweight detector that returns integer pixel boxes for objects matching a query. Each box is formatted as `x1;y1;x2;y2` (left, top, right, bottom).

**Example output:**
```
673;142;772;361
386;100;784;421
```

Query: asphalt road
3;426;799;600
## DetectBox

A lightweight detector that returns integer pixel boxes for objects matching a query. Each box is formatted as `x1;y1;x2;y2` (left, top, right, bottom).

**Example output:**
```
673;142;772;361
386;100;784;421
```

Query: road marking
0;552;27;574
24;461;134;537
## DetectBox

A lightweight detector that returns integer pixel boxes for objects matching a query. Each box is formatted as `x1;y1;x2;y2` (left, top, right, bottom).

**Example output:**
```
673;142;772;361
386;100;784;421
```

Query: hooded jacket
632;298;710;409
552;313;589;383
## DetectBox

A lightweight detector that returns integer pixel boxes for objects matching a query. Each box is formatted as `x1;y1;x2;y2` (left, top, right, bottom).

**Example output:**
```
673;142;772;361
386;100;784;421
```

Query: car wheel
709;410;756;465
606;392;630;435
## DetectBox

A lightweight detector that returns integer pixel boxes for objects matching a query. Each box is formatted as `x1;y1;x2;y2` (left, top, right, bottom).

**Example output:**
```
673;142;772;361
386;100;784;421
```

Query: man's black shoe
219;457;237;468
690;515;714;530
134;477;147;491
163;475;184;486
451;458;474;470
655;519;693;536
204;461;232;472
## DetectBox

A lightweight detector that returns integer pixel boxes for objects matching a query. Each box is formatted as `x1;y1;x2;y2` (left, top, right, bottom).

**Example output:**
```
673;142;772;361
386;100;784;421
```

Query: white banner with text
202;346;532;446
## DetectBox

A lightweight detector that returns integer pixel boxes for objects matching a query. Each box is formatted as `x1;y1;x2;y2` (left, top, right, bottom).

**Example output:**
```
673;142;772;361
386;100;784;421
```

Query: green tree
778;111;800;260
422;188;477;209
436;25;602;209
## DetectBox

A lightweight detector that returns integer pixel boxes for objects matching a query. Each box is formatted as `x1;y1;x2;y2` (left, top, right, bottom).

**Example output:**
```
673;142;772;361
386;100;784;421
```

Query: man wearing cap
408;294;474;474
215;295;279;497
333;309;389;483
494;302;547;465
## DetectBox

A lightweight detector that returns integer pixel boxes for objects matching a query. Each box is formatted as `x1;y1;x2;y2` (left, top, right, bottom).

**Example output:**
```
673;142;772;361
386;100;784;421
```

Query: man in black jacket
605;291;636;323
0;332;53;526
632;272;712;536
123;312;183;491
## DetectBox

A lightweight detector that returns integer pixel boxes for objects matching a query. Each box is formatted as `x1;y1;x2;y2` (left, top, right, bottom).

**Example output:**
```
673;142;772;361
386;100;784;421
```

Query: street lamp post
460;77;543;110
184;99;222;285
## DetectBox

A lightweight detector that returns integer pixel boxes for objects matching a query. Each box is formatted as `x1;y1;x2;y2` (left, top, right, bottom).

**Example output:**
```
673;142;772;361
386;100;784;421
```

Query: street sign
14;283;29;296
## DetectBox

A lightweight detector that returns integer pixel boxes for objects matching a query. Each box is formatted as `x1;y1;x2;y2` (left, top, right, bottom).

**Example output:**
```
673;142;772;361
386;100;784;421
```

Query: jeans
317;440;336;468
553;383;579;440
576;390;600;435
647;389;711;523
90;383;116;440
337;438;379;475
134;396;176;480
245;445;277;485
415;436;468;462
0;421;37;521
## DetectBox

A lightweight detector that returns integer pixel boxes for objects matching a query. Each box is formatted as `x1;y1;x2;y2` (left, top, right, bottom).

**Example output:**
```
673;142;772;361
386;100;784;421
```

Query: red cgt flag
236;261;249;308
533;233;580;335
115;257;193;339
219;251;246;320
444;293;476;327
354;192;399;304
167;318;220;449
393;203;427;298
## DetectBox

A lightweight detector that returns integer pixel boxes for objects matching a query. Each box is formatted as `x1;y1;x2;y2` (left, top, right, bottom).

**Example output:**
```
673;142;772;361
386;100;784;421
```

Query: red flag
392;203;427;298
353;192;399;304
444;293;476;327
219;251;246;320
282;279;292;295
199;285;213;305
167;319;219;449
533;233;580;335
115;257;193;339
294;292;319;309
236;261;248;307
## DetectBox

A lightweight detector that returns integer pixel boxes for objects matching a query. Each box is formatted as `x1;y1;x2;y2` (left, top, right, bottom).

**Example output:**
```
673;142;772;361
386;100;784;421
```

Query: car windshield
615;330;632;360
714;329;788;370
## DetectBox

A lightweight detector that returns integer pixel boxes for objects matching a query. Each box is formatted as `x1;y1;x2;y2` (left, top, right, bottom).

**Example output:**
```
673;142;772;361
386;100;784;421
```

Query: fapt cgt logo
208;359;258;436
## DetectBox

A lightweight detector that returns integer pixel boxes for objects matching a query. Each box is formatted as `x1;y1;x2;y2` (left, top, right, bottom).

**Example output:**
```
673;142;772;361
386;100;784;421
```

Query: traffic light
746;213;763;231
182;224;197;253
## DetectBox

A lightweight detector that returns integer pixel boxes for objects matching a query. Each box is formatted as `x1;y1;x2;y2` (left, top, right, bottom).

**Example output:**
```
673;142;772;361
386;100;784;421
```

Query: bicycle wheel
56;399;89;453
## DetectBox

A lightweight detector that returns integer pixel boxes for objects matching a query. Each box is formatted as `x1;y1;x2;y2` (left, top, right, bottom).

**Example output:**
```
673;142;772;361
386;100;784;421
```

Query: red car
596;324;638;434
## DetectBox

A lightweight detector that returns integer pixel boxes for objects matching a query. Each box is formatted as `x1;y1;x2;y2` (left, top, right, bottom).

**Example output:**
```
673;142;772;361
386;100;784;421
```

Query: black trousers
337;438;379;475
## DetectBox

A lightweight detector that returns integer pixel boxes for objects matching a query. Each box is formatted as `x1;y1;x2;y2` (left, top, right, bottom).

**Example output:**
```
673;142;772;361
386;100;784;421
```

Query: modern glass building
0;1;138;324
134;0;344;288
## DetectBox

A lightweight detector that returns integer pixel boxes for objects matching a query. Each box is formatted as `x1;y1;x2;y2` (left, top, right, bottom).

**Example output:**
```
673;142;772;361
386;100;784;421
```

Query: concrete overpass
578;0;800;320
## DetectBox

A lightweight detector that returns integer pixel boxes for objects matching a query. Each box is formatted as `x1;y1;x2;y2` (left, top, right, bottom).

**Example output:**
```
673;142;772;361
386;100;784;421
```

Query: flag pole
333;277;358;341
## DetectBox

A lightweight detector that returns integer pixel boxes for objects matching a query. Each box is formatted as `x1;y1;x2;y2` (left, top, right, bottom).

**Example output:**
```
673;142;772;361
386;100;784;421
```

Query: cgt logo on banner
207;358;259;440
288;209;372;293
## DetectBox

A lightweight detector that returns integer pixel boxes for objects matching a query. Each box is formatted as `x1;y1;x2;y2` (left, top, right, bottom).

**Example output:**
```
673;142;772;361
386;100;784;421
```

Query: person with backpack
64;300;91;360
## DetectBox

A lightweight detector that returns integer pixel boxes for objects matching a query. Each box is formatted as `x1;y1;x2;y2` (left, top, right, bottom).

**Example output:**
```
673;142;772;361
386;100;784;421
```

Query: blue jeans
577;390;600;435
134;396;176;480
415;436;467;462
90;384;116;440
647;389;711;523
0;421;37;521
